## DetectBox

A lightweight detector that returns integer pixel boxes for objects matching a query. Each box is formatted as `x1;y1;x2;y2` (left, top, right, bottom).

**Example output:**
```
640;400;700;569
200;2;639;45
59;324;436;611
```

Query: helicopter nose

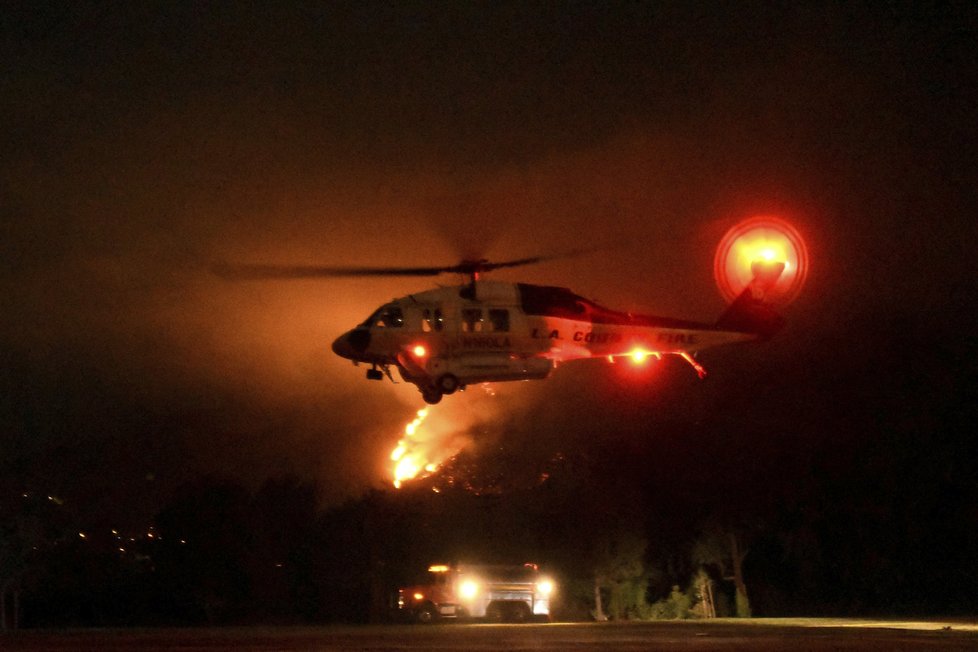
331;333;354;359
331;329;370;360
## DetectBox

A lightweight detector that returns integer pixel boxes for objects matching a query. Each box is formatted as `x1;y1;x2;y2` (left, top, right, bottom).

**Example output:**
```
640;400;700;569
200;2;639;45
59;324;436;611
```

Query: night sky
2;0;977;571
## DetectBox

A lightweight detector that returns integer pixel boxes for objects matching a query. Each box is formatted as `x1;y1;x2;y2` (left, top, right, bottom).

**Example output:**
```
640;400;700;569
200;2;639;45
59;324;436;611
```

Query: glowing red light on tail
714;216;808;304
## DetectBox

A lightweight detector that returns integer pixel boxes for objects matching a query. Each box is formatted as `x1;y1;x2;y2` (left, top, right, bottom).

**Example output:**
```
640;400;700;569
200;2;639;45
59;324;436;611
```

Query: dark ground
3;620;978;651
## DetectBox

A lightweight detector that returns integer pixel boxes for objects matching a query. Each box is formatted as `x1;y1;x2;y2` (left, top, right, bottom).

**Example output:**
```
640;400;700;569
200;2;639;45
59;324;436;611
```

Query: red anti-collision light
714;216;808;304
412;344;427;357
630;348;650;364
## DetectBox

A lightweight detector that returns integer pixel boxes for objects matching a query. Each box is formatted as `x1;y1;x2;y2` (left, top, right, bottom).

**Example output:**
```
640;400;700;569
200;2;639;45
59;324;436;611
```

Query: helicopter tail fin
715;261;786;338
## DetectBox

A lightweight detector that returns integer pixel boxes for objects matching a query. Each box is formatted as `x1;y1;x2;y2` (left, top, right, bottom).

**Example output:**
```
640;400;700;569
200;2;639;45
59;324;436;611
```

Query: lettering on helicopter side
528;329;696;345
461;336;511;349
530;329;562;340
572;331;623;344
657;332;699;345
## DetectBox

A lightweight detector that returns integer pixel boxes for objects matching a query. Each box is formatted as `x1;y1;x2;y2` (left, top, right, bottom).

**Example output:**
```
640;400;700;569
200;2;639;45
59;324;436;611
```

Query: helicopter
216;218;808;405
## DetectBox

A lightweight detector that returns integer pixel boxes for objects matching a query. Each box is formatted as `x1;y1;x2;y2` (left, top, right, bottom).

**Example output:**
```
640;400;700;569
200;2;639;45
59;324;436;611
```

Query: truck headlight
460;579;479;600
536;579;554;595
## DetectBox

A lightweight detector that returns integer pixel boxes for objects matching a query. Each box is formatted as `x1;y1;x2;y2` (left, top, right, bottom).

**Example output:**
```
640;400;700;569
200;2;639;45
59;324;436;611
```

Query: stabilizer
715;260;786;339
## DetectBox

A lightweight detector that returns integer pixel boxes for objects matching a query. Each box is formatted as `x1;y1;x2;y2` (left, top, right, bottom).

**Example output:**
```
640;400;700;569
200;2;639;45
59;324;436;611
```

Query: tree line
4;401;977;629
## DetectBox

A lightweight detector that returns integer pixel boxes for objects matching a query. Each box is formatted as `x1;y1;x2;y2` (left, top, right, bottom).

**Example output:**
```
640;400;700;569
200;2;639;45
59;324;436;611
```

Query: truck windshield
462;565;537;582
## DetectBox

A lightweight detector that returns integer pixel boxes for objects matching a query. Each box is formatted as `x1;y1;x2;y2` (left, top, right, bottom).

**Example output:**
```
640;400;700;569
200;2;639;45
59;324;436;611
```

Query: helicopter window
366;305;404;328
461;308;483;333
422;308;444;333
488;309;510;332
362;309;382;328
389;307;404;327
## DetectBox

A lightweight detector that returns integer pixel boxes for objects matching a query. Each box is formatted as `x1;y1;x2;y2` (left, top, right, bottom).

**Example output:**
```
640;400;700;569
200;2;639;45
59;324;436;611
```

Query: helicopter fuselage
331;280;760;404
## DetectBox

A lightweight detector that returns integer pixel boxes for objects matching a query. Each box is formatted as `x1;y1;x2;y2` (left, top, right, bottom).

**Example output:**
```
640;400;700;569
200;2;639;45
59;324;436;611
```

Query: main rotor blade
478;248;598;272
211;262;453;279
211;249;596;281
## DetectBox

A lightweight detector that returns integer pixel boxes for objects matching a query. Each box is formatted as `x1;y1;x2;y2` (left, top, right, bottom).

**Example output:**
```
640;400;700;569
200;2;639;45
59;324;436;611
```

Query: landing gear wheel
421;387;442;405
436;374;459;395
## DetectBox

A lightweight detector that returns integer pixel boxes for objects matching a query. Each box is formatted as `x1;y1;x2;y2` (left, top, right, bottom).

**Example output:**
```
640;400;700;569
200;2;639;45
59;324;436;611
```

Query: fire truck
397;563;554;623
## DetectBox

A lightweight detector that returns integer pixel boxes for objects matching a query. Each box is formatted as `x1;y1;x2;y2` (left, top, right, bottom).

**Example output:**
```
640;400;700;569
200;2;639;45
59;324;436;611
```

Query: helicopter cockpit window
364;305;404;328
488;309;509;332
461;308;483;333
422;308;444;333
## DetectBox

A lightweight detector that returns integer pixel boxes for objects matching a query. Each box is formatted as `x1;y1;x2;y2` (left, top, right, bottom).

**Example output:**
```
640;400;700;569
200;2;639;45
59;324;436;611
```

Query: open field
3;619;978;651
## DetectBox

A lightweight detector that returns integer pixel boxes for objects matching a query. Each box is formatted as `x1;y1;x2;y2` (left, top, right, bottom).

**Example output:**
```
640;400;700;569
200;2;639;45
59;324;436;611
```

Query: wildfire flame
388;385;514;489
390;407;467;488
391;408;429;488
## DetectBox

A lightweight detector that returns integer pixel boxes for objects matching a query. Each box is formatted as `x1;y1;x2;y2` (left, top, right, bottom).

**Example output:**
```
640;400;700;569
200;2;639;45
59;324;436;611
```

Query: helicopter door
460;308;485;335
487;308;510;334
422;307;445;333
457;306;511;352
459;307;512;338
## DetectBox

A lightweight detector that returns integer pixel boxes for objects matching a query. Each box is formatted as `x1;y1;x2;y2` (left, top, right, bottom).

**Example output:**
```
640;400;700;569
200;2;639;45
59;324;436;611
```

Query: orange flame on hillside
388;386;514;489
390;406;468;488
391;408;431;488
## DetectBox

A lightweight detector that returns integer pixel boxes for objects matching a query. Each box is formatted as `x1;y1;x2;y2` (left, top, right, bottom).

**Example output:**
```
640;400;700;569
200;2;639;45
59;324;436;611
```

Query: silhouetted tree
593;530;649;620
251;475;321;620
0;492;68;630
154;478;255;623
692;519;757;617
